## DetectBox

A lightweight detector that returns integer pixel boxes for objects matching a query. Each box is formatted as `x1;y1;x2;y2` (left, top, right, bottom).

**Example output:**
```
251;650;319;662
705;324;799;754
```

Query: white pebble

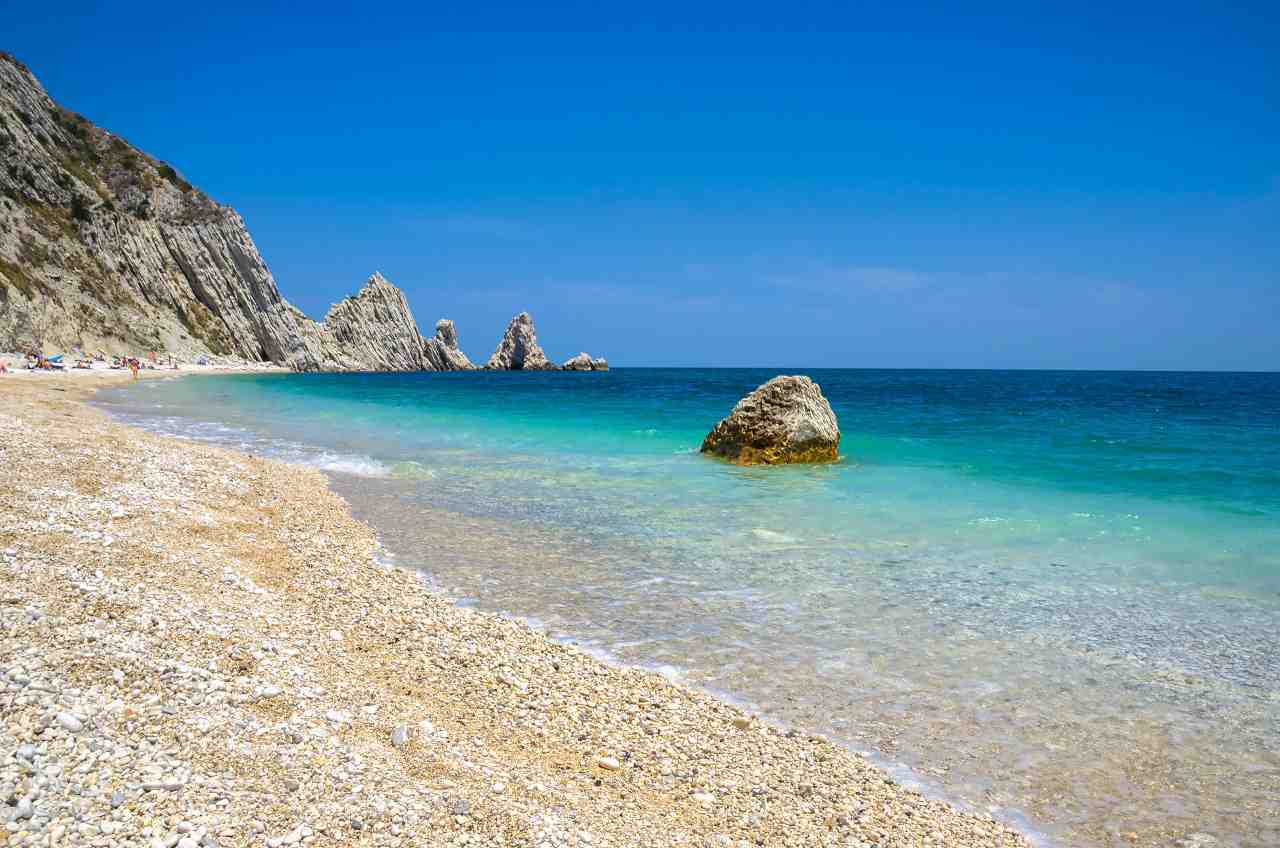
56;712;83;732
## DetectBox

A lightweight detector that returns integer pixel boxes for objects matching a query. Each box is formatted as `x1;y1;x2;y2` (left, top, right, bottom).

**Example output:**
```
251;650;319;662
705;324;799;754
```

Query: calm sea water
97;369;1280;846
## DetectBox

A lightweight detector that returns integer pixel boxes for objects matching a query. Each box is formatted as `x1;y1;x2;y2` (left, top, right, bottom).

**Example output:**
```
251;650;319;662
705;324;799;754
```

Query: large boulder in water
700;375;840;465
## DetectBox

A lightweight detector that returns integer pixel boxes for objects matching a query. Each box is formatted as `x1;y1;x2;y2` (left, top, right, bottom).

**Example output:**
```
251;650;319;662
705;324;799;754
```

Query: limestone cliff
0;53;419;371
484;312;556;371
0;53;606;372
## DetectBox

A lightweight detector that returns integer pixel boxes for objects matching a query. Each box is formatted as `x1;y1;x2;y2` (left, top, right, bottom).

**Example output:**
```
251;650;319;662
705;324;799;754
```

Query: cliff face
0;53;421;371
0;53;606;372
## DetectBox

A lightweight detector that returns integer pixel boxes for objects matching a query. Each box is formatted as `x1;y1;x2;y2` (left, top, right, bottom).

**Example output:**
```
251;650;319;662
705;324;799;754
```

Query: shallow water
97;369;1280;846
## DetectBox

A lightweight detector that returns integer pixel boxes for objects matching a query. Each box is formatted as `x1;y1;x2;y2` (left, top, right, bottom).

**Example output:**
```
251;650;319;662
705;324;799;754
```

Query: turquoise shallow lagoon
98;369;1280;846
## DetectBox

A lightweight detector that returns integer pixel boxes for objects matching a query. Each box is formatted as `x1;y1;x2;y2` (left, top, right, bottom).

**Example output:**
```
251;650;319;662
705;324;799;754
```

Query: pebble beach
0;371;1033;848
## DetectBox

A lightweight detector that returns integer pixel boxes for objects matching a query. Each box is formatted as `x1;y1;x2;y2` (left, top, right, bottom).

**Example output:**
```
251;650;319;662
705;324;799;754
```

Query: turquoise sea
97;369;1280;846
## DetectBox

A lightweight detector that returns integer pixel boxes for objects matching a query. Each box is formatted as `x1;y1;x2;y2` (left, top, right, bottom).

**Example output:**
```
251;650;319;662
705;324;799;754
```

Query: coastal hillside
0;52;506;372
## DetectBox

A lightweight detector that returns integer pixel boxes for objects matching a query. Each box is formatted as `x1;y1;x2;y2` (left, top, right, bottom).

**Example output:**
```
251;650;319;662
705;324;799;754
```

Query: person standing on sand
129;358;139;380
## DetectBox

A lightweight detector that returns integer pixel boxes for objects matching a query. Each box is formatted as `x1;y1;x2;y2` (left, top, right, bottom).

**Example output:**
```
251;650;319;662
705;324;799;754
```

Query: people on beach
129;358;139;379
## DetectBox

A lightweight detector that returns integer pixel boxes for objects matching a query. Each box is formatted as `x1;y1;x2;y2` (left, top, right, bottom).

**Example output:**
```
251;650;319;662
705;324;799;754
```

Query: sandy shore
0;372;1033;848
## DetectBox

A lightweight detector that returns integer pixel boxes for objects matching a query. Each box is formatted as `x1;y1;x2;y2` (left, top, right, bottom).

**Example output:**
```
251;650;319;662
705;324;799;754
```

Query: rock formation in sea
0;52;604;372
484;312;557;370
291;273;428;371
700;375;840;464
422;319;474;371
562;352;609;371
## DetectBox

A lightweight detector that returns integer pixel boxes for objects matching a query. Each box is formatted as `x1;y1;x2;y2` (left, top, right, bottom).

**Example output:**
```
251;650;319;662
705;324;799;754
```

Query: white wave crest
305;451;391;478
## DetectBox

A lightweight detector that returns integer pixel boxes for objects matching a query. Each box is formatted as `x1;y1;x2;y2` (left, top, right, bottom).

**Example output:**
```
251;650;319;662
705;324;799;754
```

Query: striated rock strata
0;53;321;367
484;312;556;370
0;52;603;372
422;319;474;371
701;375;840;464
0;55;418;371
288;273;428;371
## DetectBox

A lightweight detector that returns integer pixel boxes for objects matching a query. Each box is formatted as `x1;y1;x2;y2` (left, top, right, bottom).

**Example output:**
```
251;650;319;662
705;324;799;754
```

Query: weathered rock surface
291;273;426;371
0;54;417;372
562;352;609;371
700;375;840;464
0;53;607;372
484;312;556;370
422;318;474;371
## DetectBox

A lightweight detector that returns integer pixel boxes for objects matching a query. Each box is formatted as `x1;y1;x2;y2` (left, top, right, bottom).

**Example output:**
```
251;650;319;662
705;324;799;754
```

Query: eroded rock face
484;312;556;370
700;375;840;465
422;319;474;371
294;273;426;371
562;352;609;371
0;53;608;374
0;53;416;372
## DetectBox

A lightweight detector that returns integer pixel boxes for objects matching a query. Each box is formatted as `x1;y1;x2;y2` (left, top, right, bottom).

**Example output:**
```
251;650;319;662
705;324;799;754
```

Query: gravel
0;373;1035;848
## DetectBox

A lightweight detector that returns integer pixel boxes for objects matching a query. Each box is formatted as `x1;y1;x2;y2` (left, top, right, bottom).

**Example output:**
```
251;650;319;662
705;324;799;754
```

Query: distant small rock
700;375;840;465
562;352;609;371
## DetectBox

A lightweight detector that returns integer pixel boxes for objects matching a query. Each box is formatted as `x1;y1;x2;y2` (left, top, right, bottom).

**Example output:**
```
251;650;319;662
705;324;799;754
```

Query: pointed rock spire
483;312;556;370
422;318;474;370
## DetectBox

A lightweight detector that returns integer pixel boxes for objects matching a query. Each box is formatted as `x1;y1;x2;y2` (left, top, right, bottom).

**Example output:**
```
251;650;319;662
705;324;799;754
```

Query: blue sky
9;2;1278;368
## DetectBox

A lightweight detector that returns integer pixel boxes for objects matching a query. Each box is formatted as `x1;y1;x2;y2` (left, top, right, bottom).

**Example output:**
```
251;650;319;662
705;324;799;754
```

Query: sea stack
302;272;427;371
700;375;840;464
422;319;474;371
484;312;556;370
562;352;609;371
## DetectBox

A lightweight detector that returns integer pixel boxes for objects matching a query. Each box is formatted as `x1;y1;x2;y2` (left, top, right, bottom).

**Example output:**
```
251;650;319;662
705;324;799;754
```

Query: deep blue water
98;369;1280;847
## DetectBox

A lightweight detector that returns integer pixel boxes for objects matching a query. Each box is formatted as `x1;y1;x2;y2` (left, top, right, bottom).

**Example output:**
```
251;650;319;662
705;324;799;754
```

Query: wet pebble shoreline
1;376;1033;847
